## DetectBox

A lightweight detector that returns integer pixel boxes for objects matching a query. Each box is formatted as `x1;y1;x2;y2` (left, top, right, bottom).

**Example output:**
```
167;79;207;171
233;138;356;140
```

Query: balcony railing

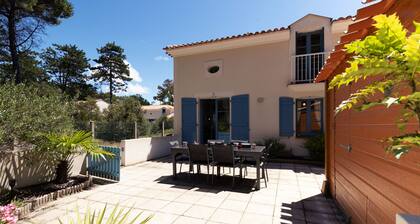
291;52;327;84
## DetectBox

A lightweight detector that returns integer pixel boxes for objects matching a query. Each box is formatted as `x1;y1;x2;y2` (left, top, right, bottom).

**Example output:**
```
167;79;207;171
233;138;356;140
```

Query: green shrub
151;116;173;135
0;84;74;146
304;134;325;161
95;97;147;141
257;138;289;159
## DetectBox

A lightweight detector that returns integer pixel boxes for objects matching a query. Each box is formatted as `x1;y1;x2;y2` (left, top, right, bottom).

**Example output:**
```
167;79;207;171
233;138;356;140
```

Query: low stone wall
121;136;178;166
0;150;87;190
17;176;93;219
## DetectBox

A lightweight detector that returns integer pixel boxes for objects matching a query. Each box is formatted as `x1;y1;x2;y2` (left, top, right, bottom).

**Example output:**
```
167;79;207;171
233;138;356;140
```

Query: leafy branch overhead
329;14;420;159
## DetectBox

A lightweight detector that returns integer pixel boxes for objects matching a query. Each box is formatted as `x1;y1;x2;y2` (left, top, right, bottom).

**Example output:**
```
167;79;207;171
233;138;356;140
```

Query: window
208;66;220;74
217;98;230;133
295;29;325;83
162;108;166;114
204;60;223;76
296;99;323;136
296;29;324;55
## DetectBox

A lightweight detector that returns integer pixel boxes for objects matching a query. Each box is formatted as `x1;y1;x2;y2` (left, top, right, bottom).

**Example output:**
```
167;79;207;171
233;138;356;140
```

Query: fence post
90;121;95;139
134;121;138;139
162;121;165;137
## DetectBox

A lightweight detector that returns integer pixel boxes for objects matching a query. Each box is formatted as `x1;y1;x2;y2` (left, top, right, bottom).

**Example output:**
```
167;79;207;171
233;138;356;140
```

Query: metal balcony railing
291;52;327;84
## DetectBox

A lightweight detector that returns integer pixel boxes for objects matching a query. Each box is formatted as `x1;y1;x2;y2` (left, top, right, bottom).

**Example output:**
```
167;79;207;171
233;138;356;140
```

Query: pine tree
0;0;73;84
92;42;131;104
41;44;90;98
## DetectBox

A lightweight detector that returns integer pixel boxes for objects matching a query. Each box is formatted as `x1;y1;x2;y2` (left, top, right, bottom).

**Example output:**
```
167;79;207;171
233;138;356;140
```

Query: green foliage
59;204;152;224
0;0;73;83
153;79;174;105
38;131;113;161
96;97;146;141
41;44;91;99
329;14;420;159
304;135;325;162
0;51;47;84
91;42;131;104
0;84;73;146
73;98;103;131
151;116;174;135
257;138;288;159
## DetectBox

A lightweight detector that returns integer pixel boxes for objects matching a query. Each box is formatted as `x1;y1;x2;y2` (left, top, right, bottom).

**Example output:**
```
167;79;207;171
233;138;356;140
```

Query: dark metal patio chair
242;143;271;187
211;144;242;187
187;144;211;181
170;140;189;174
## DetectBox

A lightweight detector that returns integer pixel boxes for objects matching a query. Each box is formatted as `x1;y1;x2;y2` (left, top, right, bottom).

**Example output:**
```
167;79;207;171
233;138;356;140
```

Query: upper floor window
293;29;325;83
162;108;166;114
204;60;223;76
296;29;324;55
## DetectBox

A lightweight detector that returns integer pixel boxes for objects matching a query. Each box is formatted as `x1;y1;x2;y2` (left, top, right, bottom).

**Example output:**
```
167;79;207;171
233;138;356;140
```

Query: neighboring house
164;14;353;155
142;105;174;122
95;99;110;113
315;0;420;223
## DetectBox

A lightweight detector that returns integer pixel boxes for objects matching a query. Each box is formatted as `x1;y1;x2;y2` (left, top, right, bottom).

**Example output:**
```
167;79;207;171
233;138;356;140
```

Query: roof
315;0;419;82
164;15;353;53
142;105;174;110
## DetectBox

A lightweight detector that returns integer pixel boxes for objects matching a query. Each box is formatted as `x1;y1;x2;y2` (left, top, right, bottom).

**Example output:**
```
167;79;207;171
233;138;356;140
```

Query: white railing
291;52;327;84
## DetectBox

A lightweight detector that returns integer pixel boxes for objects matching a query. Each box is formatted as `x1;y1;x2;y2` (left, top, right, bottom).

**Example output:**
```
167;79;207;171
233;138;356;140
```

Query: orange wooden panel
336;171;367;223
335;150;420;215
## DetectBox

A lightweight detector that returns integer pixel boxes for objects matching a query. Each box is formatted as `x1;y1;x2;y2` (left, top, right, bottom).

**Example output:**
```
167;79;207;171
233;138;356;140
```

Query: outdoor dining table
171;145;266;190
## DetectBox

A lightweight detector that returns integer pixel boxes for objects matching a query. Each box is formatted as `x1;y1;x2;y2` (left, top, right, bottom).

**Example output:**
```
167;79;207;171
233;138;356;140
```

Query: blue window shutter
181;98;197;143
231;94;249;141
279;97;294;137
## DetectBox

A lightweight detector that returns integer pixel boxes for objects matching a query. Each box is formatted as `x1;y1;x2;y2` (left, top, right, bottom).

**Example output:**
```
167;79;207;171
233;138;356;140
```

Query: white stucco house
164;14;353;156
142;105;174;122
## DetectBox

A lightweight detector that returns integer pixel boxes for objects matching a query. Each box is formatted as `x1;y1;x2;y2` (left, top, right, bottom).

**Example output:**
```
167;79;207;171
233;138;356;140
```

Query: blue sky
41;0;363;102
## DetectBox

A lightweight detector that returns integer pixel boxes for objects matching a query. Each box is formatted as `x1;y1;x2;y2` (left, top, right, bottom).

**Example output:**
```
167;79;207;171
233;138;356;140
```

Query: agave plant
40;131;114;184
59;204;152;224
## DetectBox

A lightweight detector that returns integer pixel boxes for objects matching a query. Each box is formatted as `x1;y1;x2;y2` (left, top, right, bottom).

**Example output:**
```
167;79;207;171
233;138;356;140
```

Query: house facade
316;0;420;223
165;14;353;155
142;105;174;122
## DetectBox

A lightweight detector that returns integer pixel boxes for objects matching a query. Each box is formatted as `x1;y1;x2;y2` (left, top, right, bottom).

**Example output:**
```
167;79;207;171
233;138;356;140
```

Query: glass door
216;98;230;142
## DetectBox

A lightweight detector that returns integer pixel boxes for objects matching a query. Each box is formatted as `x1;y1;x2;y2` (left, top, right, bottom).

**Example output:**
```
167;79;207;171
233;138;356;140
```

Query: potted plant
40;131;114;184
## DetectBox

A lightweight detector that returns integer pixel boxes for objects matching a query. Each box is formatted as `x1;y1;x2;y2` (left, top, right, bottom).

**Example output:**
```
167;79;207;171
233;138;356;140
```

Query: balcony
291;52;327;84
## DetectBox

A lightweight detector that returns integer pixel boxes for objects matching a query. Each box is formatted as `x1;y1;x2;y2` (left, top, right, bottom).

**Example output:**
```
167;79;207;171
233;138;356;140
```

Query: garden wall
121;136;178;166
0;150;86;190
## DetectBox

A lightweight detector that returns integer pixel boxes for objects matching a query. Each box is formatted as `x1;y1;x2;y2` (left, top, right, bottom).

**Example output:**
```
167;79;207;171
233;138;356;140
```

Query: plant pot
55;160;69;184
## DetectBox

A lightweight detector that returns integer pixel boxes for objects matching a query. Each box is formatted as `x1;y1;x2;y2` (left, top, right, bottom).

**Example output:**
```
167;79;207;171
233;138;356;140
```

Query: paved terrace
20;158;345;224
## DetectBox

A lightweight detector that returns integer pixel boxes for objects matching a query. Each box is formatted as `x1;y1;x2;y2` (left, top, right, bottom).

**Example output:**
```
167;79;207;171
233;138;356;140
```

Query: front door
200;98;230;143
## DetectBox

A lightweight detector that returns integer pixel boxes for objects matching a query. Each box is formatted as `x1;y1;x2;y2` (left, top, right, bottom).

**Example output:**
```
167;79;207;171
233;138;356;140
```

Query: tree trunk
109;77;113;104
7;0;22;84
55;160;69;184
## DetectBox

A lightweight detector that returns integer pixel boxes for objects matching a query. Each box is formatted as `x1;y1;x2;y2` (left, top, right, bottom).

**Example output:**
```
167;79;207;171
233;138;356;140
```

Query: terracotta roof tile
164;15;353;52
163;27;288;51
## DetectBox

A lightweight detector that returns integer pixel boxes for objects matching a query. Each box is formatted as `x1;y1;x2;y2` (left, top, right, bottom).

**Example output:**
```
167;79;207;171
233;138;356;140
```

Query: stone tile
195;196;224;208
147;212;178;224
219;199;248;212
250;194;276;205
245;202;274;216
138;199;170;211
153;190;183;201
173;216;206;224
210;209;243;224
240;213;273;224
184;205;216;219
176;193;204;204
162;201;193;215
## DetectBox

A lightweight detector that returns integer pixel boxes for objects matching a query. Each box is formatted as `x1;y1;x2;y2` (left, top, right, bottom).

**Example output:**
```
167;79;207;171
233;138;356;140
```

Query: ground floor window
296;98;323;136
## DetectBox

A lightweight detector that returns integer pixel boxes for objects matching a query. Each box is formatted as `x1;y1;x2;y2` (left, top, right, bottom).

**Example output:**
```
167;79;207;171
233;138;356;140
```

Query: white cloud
154;55;170;62
126;82;149;95
124;60;142;82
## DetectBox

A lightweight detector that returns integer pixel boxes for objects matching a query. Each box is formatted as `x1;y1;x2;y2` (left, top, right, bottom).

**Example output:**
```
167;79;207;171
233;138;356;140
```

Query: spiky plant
59;204;152;224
